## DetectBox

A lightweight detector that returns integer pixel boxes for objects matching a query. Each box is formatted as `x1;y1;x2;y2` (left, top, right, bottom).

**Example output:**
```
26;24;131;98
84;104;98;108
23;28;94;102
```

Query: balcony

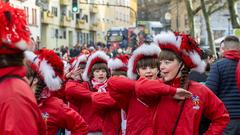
76;19;87;29
90;22;99;31
60;0;69;5
42;11;54;24
60;16;71;27
90;5;98;13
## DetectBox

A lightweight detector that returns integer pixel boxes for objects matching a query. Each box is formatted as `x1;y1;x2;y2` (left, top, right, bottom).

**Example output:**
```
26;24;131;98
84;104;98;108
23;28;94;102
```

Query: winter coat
65;80;102;132
39;96;88;135
0;66;47;135
108;76;176;135
135;77;230;135
91;92;122;135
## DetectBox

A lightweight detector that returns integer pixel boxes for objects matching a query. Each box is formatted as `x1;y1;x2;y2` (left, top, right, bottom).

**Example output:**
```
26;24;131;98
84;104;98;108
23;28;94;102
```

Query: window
52;7;58;17
184;15;188;27
24;7;29;23
55;29;59;38
63;30;66;39
82;15;88;23
32;8;37;25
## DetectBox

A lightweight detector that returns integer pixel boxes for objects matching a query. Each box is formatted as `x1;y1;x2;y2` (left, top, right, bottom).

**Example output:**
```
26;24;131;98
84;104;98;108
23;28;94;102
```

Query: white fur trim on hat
82;51;109;81
39;59;62;91
189;51;206;73
24;51;62;91
16;40;28;50
127;43;161;80
154;31;206;73
24;51;37;63
108;58;126;71
154;31;182;49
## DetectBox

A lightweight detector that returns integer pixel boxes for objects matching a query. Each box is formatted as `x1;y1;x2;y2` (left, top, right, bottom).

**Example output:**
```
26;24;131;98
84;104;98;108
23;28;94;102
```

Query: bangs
111;70;127;76
91;63;108;72
159;50;181;62
136;57;159;69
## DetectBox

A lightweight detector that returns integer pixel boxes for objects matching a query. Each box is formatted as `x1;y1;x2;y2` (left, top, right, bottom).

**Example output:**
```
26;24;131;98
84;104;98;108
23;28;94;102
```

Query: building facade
38;0;137;49
9;0;41;44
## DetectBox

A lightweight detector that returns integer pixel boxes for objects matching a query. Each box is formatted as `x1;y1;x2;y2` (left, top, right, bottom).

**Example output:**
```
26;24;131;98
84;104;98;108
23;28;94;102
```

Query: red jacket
91;92;122;135
39;96;88;135
135;77;230;135
65;80;102;132
0;66;46;135
108;76;176;135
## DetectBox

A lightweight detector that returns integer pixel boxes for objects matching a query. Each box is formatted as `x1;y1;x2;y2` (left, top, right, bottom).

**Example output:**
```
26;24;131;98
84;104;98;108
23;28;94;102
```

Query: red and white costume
0;2;46;134
25;49;88;135
108;43;177;135
135;31;230;134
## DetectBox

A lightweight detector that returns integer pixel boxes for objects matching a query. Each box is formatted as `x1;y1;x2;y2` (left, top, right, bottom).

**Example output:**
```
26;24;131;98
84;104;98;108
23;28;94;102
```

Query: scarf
223;50;240;90
91;78;108;92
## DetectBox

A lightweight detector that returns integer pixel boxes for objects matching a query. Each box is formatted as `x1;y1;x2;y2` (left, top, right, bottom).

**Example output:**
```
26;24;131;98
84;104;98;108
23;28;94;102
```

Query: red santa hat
0;2;33;54
24;49;64;91
73;54;88;71
108;54;129;72
127;43;161;80
82;51;109;81
154;31;206;73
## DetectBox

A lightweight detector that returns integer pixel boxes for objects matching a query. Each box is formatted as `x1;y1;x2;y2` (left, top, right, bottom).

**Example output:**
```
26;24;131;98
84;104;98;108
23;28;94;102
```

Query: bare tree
200;0;227;55
227;0;240;28
184;0;201;37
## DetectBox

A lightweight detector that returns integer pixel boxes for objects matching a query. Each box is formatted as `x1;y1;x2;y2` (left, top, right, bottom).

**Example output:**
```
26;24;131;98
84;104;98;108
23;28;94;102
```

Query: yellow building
90;0;137;42
40;0;137;49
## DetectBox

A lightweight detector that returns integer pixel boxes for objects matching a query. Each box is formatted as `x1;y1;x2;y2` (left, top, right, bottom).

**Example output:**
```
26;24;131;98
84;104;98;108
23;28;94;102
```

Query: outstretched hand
173;88;192;100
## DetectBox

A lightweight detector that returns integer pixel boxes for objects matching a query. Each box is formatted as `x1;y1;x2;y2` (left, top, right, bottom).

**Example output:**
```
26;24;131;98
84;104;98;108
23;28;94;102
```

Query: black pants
222;119;240;135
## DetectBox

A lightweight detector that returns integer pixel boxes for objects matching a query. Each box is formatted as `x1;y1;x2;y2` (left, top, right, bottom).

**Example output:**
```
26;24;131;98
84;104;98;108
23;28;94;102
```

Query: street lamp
164;12;171;30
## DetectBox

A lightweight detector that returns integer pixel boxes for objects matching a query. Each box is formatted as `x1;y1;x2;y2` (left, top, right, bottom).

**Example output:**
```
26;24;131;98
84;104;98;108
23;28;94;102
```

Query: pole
176;0;179;31
228;18;230;35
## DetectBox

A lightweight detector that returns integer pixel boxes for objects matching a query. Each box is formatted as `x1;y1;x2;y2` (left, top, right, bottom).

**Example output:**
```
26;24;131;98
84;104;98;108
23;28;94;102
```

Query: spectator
206;35;240;135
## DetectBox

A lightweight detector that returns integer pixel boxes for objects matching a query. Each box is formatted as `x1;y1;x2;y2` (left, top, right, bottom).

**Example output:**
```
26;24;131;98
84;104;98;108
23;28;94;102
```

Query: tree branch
193;6;201;14
208;0;218;13
208;2;227;15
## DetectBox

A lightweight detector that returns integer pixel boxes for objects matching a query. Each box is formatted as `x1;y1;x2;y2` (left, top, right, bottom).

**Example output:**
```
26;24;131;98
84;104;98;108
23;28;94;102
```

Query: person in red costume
107;43;191;135
65;54;88;81
0;2;47;135
65;51;122;135
25;49;88;135
135;31;230;135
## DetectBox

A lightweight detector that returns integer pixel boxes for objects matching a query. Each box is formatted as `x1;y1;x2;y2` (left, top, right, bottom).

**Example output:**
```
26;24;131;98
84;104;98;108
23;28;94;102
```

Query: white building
9;0;41;43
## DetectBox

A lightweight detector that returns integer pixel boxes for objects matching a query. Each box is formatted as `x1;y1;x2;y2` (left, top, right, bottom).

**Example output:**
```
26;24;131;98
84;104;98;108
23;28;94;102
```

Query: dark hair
224;35;239;43
159;50;182;62
89;62;111;80
35;78;46;101
223;35;240;50
159;50;189;88
136;57;159;78
111;70;127;76
201;49;213;60
0;52;24;68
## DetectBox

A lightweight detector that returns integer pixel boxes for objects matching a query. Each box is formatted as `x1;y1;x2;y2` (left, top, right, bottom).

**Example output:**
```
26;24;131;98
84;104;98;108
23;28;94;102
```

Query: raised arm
91;92;117;114
135;77;177;100
108;76;135;111
65;80;92;101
